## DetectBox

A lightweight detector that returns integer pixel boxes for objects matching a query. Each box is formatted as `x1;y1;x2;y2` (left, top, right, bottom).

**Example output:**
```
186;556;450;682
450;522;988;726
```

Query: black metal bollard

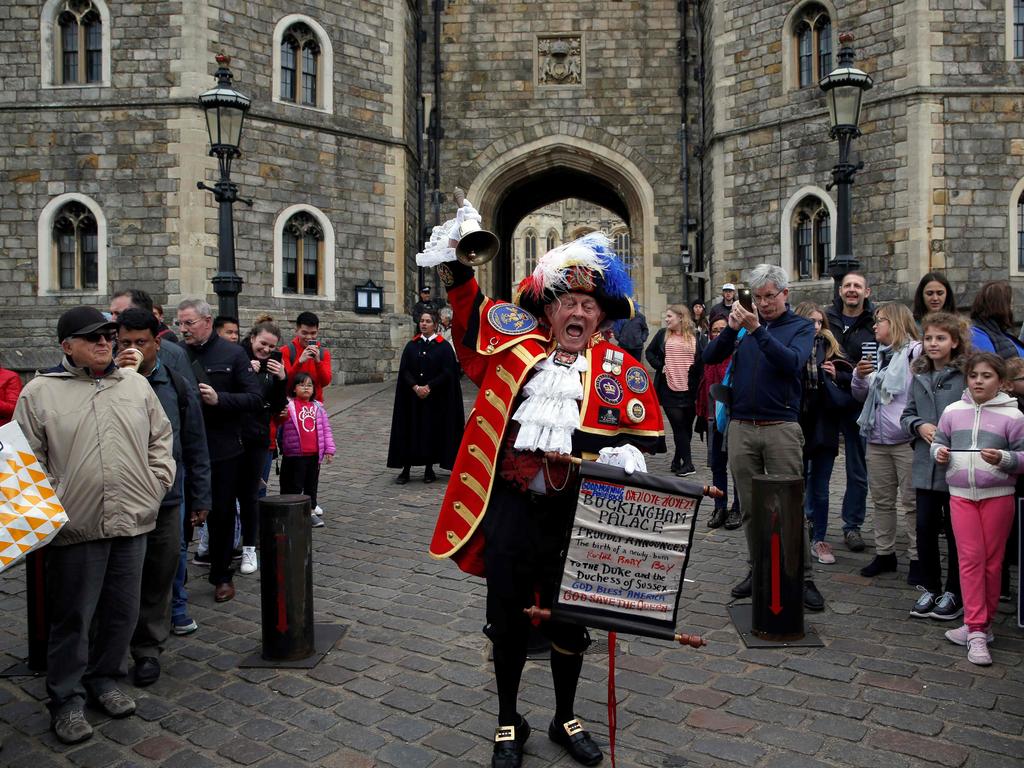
750;475;805;641
258;494;315;661
26;548;49;671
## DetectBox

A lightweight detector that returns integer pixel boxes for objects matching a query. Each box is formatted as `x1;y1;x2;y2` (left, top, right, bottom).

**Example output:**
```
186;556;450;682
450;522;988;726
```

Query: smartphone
861;341;878;364
737;288;753;312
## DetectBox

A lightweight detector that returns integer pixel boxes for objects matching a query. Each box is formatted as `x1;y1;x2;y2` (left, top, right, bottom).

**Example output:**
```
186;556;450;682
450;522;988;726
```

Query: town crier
425;223;665;768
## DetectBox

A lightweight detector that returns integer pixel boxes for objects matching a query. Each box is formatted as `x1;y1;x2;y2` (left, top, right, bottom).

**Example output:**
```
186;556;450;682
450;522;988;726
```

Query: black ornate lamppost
819;32;873;298
197;54;252;319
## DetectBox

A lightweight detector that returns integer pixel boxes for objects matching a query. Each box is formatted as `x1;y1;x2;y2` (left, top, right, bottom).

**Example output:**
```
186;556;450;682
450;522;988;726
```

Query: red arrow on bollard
275;533;289;633
770;532;783;615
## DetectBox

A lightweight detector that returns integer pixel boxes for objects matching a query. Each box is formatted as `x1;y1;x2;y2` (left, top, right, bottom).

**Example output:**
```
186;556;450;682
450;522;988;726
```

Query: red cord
607;631;617;768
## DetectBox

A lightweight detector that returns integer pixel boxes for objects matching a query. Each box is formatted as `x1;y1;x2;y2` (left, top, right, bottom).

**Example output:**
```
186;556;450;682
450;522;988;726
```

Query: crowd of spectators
11;266;1024;744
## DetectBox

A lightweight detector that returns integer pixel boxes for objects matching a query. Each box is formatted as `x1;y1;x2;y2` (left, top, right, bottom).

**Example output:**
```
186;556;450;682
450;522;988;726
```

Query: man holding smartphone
281;311;333;403
703;264;825;612
825;272;875;553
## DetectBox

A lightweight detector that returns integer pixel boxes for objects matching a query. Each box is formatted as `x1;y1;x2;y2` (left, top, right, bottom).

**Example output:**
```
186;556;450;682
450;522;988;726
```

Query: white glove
596;445;647;475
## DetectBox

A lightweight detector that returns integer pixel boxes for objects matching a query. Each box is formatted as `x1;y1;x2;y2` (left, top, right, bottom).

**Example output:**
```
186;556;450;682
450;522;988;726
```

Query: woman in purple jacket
852;302;922;582
279;372;336;528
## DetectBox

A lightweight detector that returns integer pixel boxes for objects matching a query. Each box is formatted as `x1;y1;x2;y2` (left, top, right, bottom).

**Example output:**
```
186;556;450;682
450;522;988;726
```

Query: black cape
387;335;465;469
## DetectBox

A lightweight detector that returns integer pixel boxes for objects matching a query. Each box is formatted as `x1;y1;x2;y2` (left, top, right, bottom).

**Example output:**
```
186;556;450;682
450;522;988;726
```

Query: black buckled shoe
548;717;603;766
492;717;530;768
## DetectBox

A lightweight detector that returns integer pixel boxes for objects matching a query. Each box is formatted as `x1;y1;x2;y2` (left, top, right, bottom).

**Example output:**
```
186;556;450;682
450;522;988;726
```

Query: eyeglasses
1013;377;1024;382
72;331;116;344
174;317;206;328
873;317;890;325
753;290;783;304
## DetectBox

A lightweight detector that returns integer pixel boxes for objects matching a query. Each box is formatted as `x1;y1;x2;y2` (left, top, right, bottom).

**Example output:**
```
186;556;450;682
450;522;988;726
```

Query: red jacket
281;335;333;402
430;276;665;576
0;368;22;426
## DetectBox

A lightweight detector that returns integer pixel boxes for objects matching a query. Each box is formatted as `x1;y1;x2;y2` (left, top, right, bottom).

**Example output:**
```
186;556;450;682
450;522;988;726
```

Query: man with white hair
702;264;825;612
175;299;263;603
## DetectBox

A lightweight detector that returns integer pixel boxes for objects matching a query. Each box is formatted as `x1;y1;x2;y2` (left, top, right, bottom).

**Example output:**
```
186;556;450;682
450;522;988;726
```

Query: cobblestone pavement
0;381;1021;768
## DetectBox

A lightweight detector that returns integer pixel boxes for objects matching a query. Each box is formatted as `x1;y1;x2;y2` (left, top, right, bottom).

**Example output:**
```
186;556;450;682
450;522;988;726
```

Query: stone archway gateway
465;135;664;321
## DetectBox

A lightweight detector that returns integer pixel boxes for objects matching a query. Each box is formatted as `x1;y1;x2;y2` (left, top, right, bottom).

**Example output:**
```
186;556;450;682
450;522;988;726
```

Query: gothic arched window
794;4;833;88
57;0;103;85
53;201;99;290
524;230;538;274
792;199;831;280
280;23;320;106
1017;190;1024;270
546;230;558;253
282;212;324;295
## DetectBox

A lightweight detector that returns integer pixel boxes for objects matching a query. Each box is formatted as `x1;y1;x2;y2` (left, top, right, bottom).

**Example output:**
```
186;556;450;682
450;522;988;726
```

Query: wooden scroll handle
523;606;706;649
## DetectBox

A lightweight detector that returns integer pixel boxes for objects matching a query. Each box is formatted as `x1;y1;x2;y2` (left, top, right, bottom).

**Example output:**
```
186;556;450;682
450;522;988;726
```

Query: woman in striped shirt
647;304;704;476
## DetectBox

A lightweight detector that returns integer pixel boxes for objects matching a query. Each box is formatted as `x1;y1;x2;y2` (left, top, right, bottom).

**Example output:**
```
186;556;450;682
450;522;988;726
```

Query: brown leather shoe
214;581;235;603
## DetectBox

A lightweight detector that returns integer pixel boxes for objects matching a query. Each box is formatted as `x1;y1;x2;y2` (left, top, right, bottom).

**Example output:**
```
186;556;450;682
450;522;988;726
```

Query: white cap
722;283;736;291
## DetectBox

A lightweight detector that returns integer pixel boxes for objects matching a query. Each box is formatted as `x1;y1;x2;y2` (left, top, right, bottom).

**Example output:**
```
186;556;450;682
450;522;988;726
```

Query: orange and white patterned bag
0;420;68;573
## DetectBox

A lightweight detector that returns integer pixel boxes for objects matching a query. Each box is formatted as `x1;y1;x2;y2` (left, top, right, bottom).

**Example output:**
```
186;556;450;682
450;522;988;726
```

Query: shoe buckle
495;725;516;743
563;718;584;737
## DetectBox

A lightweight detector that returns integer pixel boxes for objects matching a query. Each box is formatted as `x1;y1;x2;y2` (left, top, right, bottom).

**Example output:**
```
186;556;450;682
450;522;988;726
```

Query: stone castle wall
0;0;419;382
706;0;1024;307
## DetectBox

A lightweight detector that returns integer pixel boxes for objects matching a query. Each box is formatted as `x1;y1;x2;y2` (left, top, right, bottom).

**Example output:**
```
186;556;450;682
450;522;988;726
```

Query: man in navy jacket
703;264;825;611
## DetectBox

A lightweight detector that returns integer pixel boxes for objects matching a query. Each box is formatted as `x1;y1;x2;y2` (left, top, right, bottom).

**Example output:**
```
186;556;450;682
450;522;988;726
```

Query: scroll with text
552;461;703;641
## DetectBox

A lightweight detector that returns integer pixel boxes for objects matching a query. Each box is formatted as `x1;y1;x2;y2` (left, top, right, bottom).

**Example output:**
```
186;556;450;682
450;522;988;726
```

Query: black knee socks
550;647;584;724
493;639;528;726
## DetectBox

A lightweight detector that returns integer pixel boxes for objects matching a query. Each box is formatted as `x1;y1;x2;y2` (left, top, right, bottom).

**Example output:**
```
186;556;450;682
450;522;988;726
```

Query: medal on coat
595;374;624;405
602;349;624;375
626;398;647;423
625;366;649;394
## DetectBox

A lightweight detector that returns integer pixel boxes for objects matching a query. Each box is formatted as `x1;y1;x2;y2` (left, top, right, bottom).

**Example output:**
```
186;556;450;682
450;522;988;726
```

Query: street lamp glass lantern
819;65;873;132
198;60;251;155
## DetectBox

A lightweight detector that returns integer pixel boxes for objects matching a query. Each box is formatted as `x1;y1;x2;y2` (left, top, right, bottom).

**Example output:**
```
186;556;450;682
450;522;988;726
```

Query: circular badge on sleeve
625;366;650;394
595;374;624;405
626;398;647;423
487;304;538;335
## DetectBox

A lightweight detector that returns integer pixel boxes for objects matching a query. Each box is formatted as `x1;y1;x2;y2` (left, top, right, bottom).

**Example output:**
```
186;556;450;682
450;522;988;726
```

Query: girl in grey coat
900;312;969;621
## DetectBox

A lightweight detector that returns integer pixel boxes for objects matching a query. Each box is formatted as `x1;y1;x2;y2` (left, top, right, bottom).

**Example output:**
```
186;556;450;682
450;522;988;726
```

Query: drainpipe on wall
678;0;691;305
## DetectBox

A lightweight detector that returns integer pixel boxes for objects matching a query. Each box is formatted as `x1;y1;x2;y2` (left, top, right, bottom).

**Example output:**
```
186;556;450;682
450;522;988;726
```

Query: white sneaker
240;546;258;575
311;513;325;529
966;632;992;665
811;540;836;564
313;505;324;517
945;624;994;646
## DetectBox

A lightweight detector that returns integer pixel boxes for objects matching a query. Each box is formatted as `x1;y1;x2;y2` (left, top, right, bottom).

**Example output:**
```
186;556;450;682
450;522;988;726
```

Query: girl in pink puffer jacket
279;372;336;528
933;352;1024;666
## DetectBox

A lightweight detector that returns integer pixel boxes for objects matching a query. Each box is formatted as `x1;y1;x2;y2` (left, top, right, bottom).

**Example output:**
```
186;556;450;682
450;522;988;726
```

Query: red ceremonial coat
429;276;666;576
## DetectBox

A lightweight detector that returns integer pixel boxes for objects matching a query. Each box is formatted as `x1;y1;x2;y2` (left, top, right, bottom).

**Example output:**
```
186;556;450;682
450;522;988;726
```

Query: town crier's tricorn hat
513;233;634;322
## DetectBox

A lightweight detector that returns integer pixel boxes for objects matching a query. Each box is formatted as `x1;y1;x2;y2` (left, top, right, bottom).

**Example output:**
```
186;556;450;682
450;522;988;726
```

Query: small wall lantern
354;280;383;314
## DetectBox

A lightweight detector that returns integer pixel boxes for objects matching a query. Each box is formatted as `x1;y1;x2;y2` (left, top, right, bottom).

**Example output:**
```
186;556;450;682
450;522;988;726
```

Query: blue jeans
171;503;189;622
840;415;867;532
804;451;837;543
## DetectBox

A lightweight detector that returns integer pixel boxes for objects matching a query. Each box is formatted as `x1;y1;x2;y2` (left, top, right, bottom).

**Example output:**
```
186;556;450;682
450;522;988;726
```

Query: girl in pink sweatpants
932;352;1024;666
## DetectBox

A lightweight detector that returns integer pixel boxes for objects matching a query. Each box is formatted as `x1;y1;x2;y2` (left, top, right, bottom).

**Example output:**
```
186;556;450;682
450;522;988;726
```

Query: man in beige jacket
14;306;175;745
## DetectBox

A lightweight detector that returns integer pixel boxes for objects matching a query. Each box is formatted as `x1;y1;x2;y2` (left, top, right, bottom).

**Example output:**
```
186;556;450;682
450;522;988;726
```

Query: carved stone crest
537;35;582;86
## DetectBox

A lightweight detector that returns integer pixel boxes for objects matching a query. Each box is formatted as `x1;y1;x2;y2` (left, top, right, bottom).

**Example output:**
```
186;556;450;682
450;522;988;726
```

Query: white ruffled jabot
512;351;588;455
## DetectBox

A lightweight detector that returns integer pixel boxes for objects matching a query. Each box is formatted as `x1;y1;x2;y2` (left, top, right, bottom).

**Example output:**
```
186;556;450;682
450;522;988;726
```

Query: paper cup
123;348;144;371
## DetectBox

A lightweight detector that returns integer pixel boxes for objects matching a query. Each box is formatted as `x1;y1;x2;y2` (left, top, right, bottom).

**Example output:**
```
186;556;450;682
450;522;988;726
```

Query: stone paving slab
0;381;1021;767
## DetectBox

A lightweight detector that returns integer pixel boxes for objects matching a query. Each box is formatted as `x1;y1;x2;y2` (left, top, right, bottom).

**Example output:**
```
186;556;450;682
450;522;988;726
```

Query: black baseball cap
57;306;117;342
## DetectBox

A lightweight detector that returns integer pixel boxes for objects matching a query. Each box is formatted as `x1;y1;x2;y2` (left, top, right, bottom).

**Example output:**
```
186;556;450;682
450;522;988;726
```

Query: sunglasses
73;331;116;343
